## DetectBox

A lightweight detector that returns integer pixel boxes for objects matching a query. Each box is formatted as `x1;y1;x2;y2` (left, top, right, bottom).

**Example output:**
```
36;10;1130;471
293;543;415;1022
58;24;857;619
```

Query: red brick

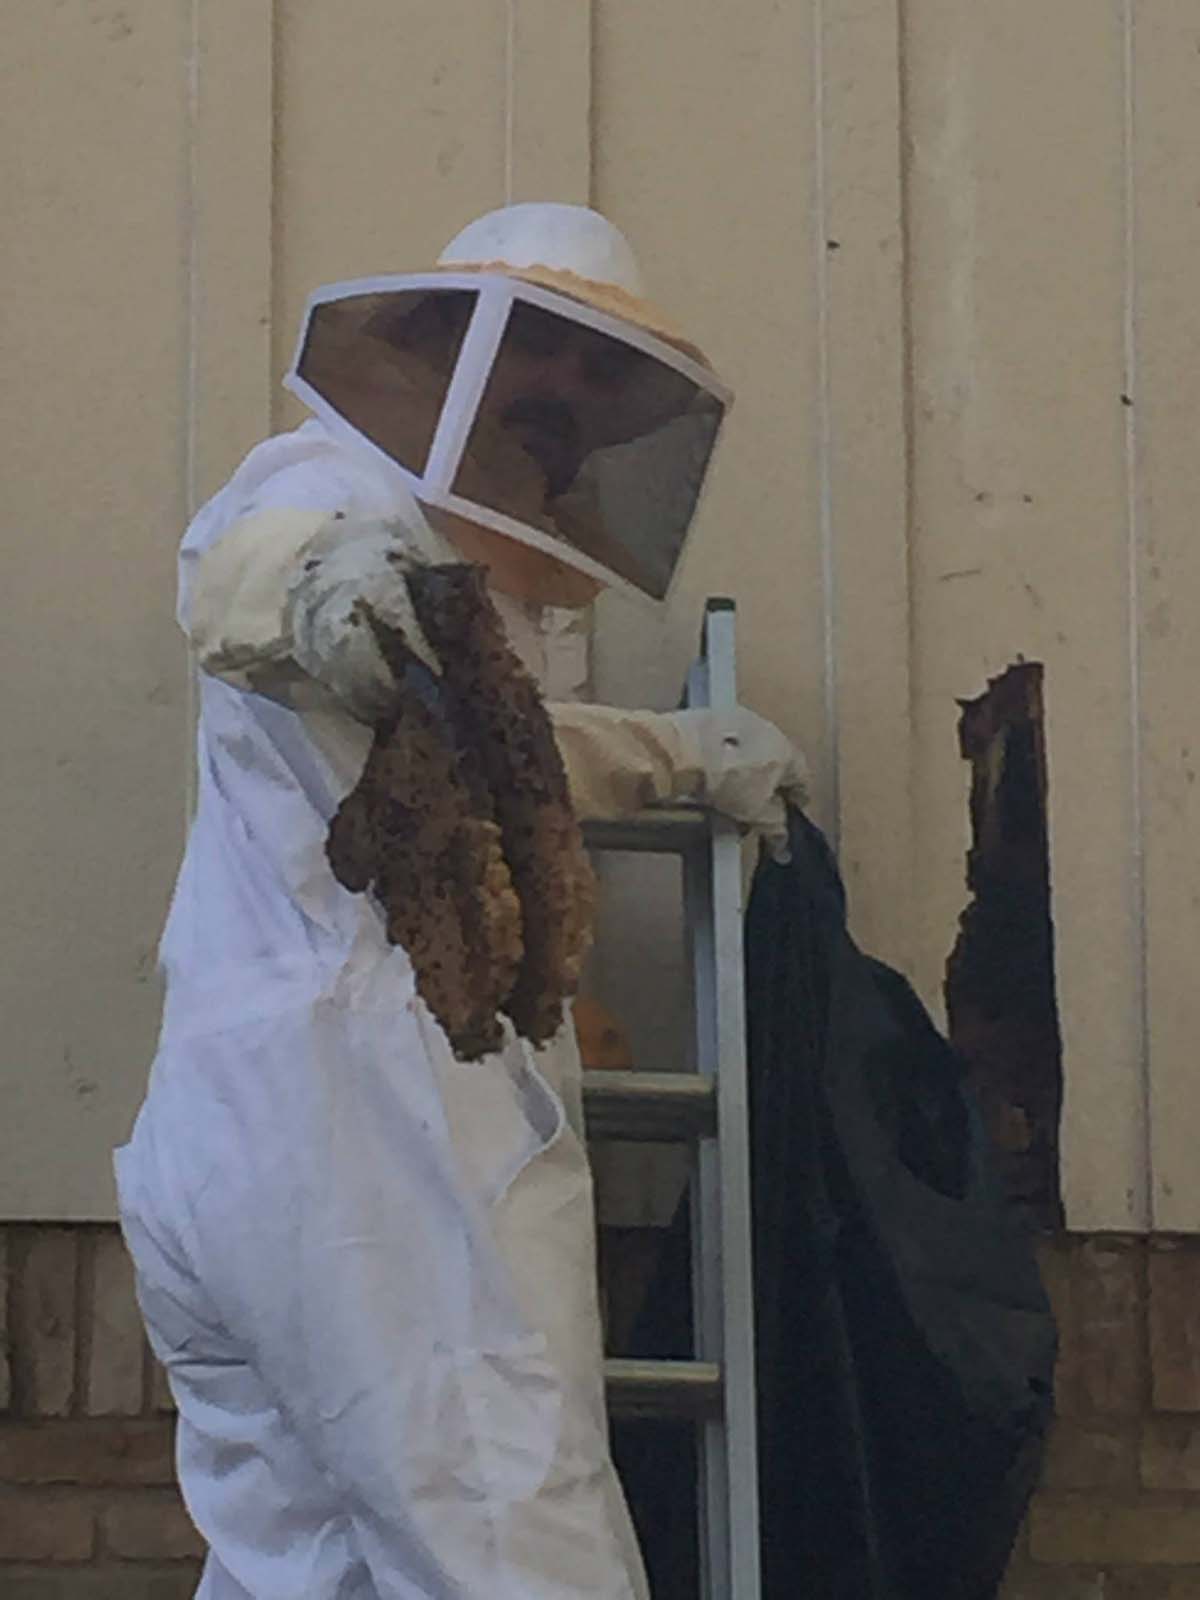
0;1489;94;1561
85;1231;145;1417
1037;1238;1080;1408
1142;1417;1200;1492
1041;1419;1138;1490
1044;1238;1145;1417
1149;1243;1200;1412
11;1229;78;1418
0;1568;203;1599
102;1490;206;1560
0;1420;175;1486
1001;1573;1106;1599
1029;1499;1200;1565
1;1229;11;1412
149;1355;176;1416
1106;1575;1200;1600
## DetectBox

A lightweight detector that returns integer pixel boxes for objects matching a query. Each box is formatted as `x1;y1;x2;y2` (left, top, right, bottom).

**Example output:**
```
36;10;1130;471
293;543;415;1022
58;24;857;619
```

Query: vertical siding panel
1128;3;1200;1231
591;3;824;750
0;0;192;1218
587;5;823;1218
188;0;275;511
507;0;592;205
820;0;914;975
272;0;510;426
902;1;1144;1226
588;2;827;1228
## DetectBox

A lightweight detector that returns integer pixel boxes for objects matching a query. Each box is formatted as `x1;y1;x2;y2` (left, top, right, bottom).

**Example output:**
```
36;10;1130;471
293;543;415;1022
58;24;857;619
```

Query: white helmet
284;203;730;602
441;203;646;296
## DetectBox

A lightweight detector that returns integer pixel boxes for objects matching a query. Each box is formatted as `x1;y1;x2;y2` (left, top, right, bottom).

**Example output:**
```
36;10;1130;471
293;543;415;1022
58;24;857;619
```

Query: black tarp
612;809;1056;1599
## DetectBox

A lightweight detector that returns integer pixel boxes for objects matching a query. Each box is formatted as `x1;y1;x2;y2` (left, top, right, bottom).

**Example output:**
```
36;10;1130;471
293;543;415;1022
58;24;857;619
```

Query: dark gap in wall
945;663;1065;1229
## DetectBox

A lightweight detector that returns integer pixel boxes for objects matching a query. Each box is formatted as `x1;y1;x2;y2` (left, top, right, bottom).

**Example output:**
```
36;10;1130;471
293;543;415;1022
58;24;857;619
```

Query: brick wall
0;1224;203;1597
4;1225;1200;1596
1003;1236;1200;1598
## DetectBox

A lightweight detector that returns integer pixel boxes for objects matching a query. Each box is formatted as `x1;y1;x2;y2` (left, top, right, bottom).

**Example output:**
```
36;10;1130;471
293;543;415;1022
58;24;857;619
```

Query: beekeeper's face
474;301;653;496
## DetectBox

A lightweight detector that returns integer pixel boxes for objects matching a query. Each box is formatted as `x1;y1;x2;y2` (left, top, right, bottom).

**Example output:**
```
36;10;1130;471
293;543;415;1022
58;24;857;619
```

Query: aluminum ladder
582;598;761;1600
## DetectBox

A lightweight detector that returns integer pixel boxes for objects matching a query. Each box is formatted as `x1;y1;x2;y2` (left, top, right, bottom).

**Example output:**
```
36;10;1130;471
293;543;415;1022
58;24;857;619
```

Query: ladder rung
582;1071;717;1141
582;808;708;853
604;1358;723;1420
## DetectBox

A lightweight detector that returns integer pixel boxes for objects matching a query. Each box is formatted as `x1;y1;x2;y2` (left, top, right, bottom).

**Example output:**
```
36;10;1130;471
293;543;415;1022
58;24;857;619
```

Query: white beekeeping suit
116;204;806;1600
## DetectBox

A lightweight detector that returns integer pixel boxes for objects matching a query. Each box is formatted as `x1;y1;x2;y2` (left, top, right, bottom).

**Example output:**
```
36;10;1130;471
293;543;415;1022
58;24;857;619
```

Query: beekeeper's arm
186;506;438;719
549;701;807;855
187;506;807;838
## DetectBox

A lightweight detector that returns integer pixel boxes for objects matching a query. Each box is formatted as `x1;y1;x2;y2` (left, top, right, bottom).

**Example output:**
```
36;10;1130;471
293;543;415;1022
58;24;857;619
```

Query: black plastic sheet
613;810;1056;1599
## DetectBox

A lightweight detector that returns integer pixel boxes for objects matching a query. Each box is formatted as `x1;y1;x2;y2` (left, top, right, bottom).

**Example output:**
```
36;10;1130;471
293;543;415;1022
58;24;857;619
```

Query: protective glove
284;516;439;721
549;702;808;856
188;507;439;718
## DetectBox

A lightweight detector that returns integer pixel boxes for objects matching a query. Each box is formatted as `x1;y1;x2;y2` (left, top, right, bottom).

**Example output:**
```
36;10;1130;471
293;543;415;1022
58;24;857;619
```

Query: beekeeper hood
284;203;731;602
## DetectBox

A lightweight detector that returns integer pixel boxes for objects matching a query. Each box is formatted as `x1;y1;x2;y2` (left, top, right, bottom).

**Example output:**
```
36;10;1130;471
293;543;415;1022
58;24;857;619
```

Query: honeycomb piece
325;633;522;1059
406;564;595;1048
325;569;594;1058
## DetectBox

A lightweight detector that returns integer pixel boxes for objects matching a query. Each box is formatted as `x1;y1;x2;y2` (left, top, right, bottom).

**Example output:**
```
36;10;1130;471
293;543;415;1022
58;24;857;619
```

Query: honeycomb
325;563;594;1059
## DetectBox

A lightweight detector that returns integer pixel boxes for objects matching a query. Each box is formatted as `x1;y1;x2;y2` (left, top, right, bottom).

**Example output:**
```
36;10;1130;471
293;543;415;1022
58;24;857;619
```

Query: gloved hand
549;702;808;856
674;706;809;852
285;516;440;722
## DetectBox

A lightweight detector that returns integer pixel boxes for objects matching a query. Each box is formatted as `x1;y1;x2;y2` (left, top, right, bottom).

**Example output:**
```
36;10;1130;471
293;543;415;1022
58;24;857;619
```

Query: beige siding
592;1;826;763
271;0;511;434
188;0;275;512
819;0;913;976
506;0;592;205
1;1;192;1217
1130;2;1200;1232
901;1;1146;1227
585;2;826;1221
4;1;1199;1229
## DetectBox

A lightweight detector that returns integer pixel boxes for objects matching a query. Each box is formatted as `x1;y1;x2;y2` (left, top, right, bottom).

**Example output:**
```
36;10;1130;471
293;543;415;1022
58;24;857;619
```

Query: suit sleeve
186;506;334;690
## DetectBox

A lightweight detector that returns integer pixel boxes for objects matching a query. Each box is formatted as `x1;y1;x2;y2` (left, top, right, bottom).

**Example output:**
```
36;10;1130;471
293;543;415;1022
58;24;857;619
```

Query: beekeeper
116;202;807;1600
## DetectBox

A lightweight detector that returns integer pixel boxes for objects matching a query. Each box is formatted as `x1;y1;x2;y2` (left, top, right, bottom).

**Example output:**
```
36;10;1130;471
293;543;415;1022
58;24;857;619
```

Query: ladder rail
583;598;761;1600
686;600;761;1600
684;829;729;1599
